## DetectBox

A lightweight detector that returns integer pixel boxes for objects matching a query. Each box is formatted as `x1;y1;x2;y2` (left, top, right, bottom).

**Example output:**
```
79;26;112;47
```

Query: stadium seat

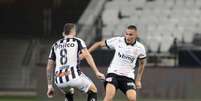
102;9;120;26
101;0;201;53
0;39;35;90
102;26;115;39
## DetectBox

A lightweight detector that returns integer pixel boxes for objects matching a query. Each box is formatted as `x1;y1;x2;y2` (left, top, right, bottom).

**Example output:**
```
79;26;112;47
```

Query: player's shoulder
115;36;124;40
107;36;124;41
51;38;65;47
135;41;146;49
118;37;125;40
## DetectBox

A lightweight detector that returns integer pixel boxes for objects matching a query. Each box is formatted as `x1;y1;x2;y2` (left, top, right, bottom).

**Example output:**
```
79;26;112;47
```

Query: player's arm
46;59;55;98
88;40;106;53
47;59;55;86
80;40;106;60
81;48;105;79
135;58;146;89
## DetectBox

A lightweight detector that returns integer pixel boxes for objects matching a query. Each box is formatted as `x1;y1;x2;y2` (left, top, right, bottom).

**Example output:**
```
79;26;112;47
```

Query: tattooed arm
135;58;146;89
46;59;55;98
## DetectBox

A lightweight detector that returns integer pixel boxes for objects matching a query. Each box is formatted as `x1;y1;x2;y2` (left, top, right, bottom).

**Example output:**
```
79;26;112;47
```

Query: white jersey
48;37;86;84
105;37;146;79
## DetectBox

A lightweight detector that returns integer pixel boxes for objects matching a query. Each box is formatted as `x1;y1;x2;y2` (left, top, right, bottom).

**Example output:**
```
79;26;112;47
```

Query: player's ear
62;32;65;37
123;31;127;36
136;32;139;37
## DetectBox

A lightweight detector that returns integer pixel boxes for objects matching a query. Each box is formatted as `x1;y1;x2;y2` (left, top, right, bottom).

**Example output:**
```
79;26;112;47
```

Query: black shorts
104;73;136;94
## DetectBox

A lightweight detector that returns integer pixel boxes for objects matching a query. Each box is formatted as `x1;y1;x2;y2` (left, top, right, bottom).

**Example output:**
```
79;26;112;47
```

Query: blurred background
0;0;201;101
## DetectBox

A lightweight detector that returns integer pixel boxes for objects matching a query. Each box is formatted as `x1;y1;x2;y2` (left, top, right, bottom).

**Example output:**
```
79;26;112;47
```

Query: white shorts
55;73;93;93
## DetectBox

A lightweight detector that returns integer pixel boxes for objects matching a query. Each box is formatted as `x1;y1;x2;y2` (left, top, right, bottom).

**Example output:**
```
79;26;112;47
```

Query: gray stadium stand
101;0;201;53
0;39;37;96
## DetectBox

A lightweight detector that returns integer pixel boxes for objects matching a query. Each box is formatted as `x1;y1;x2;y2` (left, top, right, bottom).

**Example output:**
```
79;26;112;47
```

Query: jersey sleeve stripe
48;57;56;61
75;38;86;51
138;57;146;60
105;40;110;49
48;47;56;61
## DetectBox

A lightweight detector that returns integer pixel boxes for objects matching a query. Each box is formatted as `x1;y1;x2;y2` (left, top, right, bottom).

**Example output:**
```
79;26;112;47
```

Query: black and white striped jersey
105;37;146;79
48;37;86;84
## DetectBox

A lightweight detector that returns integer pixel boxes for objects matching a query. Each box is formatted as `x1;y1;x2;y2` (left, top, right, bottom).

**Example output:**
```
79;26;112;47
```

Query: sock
65;92;74;101
87;90;97;101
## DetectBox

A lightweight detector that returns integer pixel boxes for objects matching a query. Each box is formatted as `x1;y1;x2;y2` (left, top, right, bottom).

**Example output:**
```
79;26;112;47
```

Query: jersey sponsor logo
55;43;75;49
118;52;135;63
118;45;123;48
58;65;70;70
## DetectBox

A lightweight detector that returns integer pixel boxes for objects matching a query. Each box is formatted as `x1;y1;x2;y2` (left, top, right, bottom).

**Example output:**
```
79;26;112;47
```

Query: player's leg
103;83;116;101
55;85;74;101
54;75;74;101
126;89;136;101
56;86;74;101
75;73;98;101
103;73;118;101
87;83;97;101
119;76;136;101
64;88;74;101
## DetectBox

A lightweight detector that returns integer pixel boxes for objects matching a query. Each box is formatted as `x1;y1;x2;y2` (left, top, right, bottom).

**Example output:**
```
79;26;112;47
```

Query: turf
0;96;200;101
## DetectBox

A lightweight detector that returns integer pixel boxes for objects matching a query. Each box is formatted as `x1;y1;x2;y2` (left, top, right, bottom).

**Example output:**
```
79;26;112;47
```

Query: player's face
124;29;138;44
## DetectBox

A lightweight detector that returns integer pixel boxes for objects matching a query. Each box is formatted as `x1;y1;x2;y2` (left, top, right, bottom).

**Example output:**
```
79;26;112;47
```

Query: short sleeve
76;38;87;51
48;45;56;61
105;37;119;49
138;45;146;59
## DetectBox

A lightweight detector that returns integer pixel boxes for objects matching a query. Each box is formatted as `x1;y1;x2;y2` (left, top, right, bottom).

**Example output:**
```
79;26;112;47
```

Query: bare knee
88;83;97;93
126;90;136;101
104;83;116;101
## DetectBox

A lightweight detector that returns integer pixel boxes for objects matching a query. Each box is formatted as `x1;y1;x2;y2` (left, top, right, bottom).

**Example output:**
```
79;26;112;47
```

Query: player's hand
47;85;54;98
95;71;105;80
135;80;142;89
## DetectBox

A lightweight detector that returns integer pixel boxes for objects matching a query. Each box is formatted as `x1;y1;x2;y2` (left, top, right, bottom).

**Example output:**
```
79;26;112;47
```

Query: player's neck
64;35;75;38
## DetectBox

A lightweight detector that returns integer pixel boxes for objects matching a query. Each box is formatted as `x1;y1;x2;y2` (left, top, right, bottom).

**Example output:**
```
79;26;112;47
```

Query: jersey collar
124;37;136;46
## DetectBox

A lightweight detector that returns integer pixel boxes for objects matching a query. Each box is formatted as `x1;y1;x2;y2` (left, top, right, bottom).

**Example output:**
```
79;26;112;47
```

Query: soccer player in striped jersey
84;25;146;101
46;23;105;101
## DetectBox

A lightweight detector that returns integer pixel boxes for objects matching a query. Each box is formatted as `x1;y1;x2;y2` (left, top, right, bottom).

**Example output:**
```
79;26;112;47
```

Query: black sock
87;90;97;101
65;92;74;101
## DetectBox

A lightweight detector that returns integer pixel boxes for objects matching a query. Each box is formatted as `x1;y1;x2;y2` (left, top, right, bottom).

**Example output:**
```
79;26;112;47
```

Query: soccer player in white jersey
46;23;105;101
86;25;146;101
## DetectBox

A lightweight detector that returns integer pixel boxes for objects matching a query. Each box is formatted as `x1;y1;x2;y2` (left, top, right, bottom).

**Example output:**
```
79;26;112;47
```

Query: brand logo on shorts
90;98;95;101
127;82;136;89
80;86;85;91
106;77;112;82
